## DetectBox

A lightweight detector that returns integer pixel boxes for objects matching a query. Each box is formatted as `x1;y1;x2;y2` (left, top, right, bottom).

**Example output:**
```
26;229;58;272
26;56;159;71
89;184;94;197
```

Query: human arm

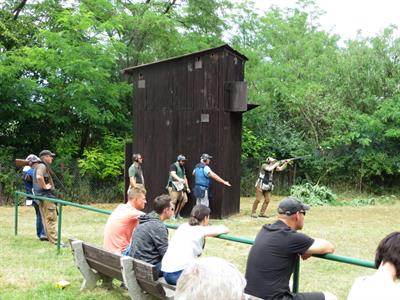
170;171;185;183
276;160;290;172
301;238;335;260
129;176;137;187
208;171;231;187
202;224;229;237
36;166;52;190
36;176;51;190
184;175;190;193
153;226;169;258
129;164;137;187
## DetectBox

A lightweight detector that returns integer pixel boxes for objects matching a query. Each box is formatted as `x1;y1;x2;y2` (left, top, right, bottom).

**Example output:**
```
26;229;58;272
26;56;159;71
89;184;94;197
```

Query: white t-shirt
347;274;400;300
161;223;207;272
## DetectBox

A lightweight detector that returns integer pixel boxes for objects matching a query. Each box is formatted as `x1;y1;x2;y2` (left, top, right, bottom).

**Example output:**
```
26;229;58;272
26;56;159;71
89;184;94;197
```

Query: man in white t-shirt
347;232;400;300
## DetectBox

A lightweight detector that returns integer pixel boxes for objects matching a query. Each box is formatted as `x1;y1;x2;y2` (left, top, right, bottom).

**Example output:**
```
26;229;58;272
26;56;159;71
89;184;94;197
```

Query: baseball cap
266;157;277;163
200;153;213;160
25;154;40;163
39;149;56;157
177;154;187;161
277;197;310;216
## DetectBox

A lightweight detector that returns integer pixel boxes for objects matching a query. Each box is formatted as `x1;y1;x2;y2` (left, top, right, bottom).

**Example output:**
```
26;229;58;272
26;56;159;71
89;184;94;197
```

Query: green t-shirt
129;163;144;184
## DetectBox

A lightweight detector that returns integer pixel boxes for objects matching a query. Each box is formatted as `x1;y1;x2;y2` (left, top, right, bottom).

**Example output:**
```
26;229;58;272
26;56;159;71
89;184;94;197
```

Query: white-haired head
175;257;246;300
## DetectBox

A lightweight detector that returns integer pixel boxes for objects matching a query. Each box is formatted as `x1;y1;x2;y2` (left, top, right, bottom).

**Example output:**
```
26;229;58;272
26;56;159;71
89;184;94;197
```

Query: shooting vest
167;162;186;191
256;163;273;191
194;163;210;188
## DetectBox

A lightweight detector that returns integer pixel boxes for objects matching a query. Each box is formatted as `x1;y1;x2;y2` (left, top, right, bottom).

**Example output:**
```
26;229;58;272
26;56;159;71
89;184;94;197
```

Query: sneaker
171;216;176;221
39;235;49;241
251;214;258;218
176;214;183;220
258;214;270;218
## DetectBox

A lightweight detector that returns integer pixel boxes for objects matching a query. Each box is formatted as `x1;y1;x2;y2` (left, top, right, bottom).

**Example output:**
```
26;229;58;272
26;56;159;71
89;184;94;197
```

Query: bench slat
136;280;167;298
132;258;158;281
82;242;123;281
86;259;123;281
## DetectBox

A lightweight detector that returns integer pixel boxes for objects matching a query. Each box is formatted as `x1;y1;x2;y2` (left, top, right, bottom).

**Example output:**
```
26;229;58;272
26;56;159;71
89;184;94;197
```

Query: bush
290;183;338;206
347;195;397;207
348;197;375;207
0;147;21;204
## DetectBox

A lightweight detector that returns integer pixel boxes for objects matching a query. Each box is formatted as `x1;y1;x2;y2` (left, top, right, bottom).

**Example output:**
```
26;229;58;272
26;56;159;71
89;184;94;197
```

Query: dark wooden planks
128;45;248;218
82;242;123;281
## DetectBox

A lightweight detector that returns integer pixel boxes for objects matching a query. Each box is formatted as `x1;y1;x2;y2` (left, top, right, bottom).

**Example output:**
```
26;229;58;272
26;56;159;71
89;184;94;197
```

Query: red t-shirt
103;203;144;253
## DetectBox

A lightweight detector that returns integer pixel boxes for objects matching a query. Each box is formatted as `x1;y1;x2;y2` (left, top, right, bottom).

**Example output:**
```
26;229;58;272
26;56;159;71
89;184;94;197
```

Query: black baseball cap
278;197;310;216
39;149;56;157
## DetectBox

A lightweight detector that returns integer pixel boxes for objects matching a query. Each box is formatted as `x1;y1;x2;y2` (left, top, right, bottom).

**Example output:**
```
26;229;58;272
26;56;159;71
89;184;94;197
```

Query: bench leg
71;240;101;290
121;256;153;300
100;275;113;289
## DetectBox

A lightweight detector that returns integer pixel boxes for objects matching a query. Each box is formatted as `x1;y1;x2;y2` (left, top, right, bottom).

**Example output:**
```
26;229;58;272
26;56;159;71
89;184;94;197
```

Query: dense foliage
290;183;337;206
1;0;400;201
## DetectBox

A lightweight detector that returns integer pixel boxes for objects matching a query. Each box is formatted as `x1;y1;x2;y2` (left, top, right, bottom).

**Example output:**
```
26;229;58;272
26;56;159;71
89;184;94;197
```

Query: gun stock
15;159;29;167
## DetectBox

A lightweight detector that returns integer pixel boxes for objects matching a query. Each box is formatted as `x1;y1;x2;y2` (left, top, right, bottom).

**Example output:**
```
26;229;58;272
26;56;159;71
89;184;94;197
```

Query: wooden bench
70;239;175;300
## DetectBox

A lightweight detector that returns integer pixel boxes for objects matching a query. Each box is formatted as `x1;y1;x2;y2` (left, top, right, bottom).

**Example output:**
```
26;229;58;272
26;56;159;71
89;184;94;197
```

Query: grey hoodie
129;211;169;265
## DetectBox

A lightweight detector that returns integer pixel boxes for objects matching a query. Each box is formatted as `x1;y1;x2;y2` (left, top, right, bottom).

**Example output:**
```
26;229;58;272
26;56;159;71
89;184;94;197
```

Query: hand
224;181;231;187
186;188;191;193
45;183;52;190
301;253;312;260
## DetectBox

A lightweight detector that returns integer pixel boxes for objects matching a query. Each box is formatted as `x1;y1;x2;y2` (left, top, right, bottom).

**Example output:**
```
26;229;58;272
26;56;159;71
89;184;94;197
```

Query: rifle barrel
281;155;311;162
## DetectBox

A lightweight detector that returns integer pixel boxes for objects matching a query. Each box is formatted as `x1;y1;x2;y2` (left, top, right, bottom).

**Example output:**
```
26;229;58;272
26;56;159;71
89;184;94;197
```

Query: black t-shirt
245;220;314;299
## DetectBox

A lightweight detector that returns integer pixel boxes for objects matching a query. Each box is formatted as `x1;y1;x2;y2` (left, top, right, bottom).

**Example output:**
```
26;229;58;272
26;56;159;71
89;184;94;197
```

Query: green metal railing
14;191;376;292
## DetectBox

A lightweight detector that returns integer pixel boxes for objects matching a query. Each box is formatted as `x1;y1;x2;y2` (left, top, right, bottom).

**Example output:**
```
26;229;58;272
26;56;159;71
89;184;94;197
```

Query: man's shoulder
128;164;137;175
137;217;166;234
35;163;47;174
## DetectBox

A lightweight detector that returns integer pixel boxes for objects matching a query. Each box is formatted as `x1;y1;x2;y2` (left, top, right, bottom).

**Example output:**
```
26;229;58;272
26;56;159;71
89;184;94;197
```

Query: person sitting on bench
127;194;174;275
161;204;229;285
103;186;146;254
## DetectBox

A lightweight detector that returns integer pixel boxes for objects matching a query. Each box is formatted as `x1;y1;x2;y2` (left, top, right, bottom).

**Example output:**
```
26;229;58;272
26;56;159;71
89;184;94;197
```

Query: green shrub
348;197;375;207
0;147;20;204
347;195;397;207
290;183;338;206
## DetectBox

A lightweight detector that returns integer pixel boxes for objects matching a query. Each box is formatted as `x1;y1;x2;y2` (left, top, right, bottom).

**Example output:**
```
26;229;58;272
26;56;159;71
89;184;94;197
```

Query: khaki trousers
38;200;58;244
167;187;188;215
251;187;271;215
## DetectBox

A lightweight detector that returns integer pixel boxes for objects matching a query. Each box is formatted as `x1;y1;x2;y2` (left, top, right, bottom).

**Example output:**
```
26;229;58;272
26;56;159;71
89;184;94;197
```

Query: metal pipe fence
14;191;376;293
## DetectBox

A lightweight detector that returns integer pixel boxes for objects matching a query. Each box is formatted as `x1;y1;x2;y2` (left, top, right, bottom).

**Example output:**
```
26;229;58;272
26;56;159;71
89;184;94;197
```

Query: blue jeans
164;270;183;285
32;202;46;238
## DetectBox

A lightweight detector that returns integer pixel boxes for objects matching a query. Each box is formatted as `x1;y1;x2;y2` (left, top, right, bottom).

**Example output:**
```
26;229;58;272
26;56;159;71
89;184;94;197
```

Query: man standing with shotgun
251;157;290;218
32;150;61;246
251;155;310;218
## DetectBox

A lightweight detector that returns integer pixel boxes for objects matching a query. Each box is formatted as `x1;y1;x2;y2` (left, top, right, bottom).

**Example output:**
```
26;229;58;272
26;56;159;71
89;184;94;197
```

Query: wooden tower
123;44;256;218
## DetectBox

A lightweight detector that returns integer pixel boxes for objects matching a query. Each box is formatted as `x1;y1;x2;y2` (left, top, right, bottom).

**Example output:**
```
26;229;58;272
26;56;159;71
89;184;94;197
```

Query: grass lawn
1;195;399;300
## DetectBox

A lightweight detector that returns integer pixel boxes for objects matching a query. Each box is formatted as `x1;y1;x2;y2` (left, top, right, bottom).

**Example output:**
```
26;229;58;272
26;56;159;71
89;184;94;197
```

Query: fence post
14;192;19;236
57;203;63;254
293;256;300;293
